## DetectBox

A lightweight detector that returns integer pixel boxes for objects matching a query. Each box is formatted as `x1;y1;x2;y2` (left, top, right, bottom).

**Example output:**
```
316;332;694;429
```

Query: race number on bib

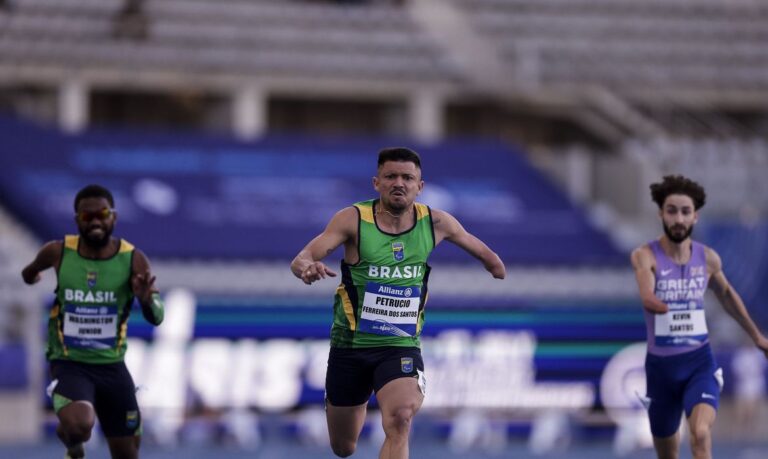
359;282;421;337
654;304;708;347
62;304;118;349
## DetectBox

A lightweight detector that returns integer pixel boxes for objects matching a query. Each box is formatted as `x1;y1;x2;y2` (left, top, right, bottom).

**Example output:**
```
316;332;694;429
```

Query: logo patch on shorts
401;357;413;373
87;271;97;289
46;379;59;398
416;369;426;396
714;367;724;392
635;391;651;410
126;411;139;429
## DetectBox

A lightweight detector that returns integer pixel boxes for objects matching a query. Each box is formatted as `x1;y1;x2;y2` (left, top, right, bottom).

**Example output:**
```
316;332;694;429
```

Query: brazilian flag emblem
86;272;97;289
392;242;404;261
126;410;139;429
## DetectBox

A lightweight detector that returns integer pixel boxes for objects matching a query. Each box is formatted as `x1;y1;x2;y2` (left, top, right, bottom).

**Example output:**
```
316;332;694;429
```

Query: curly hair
650;175;706;210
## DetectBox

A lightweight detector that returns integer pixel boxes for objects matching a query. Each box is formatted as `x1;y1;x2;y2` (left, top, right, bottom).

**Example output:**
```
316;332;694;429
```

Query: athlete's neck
376;201;414;232
79;238;119;259
660;236;692;265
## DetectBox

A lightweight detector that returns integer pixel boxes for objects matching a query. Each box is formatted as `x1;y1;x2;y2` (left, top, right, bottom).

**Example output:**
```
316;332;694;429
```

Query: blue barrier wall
0;117;623;264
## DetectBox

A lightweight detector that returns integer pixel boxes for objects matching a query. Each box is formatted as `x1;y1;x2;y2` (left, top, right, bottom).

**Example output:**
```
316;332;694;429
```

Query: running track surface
2;439;766;459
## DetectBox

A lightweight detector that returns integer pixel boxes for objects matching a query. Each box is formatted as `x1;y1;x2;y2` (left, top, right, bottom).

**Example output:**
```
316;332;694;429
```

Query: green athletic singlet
331;199;434;348
47;235;136;364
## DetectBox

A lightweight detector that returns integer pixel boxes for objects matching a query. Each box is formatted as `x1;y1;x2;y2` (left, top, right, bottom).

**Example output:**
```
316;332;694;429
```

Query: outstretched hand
132;270;157;304
301;262;337;285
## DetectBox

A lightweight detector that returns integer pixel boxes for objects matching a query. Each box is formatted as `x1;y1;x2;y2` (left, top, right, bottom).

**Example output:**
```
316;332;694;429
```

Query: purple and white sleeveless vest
644;239;710;356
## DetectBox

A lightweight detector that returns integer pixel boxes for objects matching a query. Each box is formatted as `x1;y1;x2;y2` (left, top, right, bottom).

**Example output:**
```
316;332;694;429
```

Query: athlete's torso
48;235;136;364
644;239;710;356
331;199;435;348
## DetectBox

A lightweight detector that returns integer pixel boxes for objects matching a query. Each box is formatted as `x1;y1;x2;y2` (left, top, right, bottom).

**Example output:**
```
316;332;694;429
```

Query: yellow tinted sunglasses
76;207;114;223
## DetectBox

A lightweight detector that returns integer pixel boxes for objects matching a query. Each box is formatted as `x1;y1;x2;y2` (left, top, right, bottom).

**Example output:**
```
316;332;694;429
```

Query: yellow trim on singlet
64;235;79;250
415;203;429;221
336;285;357;331
417;292;428;334
51;304;69;357
119;239;135;253
65;235;135;254
116;320;128;354
357;204;374;224
357;202;429;224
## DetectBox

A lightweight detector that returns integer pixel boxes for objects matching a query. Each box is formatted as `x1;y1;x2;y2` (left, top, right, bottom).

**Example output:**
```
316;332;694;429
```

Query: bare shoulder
630;244;654;268
24;239;63;274
313;206;359;245
132;247;151;270
703;244;722;273
430;207;462;237
430;208;458;228
42;239;64;253
39;240;64;262
335;206;359;220
330;206;359;231
430;207;447;223
702;243;718;260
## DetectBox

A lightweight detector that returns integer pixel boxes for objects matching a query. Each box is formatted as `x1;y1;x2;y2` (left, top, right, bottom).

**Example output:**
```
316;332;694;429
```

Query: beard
387;199;407;212
79;226;113;248
663;222;693;244
383;192;409;213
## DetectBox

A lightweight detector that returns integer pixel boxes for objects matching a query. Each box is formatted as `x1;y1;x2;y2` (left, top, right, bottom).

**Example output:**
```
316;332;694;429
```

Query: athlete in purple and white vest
631;175;768;459
645;239;709;356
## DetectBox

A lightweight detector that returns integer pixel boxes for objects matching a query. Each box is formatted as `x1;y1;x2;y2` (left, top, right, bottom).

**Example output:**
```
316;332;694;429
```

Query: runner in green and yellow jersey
291;147;505;459
22;184;164;459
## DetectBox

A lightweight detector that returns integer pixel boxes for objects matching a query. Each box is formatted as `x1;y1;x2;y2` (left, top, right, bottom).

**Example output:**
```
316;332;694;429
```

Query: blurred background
0;0;767;457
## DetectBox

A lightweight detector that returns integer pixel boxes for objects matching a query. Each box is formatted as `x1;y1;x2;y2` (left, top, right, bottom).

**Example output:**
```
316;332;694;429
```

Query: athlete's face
75;197;116;249
660;194;697;244
373;160;424;211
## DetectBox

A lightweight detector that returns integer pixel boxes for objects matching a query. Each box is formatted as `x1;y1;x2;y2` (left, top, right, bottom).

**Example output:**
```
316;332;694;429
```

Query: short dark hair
377;147;421;170
74;184;115;211
650;175;706;210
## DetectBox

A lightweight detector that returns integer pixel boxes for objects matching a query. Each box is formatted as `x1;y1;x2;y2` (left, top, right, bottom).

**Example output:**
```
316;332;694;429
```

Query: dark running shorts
325;346;424;407
49;359;141;437
645;344;722;438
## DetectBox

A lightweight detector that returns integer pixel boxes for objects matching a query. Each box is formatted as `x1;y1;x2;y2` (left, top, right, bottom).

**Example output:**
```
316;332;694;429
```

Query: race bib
359;282;420;337
654;303;708;347
62;304;118;349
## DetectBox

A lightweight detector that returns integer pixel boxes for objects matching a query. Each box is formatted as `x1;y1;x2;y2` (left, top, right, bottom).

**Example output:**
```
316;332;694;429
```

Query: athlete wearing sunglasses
74;204;116;250
75;207;115;223
22;184;164;459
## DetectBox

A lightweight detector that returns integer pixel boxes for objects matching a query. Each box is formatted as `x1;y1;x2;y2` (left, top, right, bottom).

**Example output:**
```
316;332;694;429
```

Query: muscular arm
21;241;62;285
630;245;669;314
432;209;505;279
132;248;163;326
707;248;768;355
290;207;356;285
